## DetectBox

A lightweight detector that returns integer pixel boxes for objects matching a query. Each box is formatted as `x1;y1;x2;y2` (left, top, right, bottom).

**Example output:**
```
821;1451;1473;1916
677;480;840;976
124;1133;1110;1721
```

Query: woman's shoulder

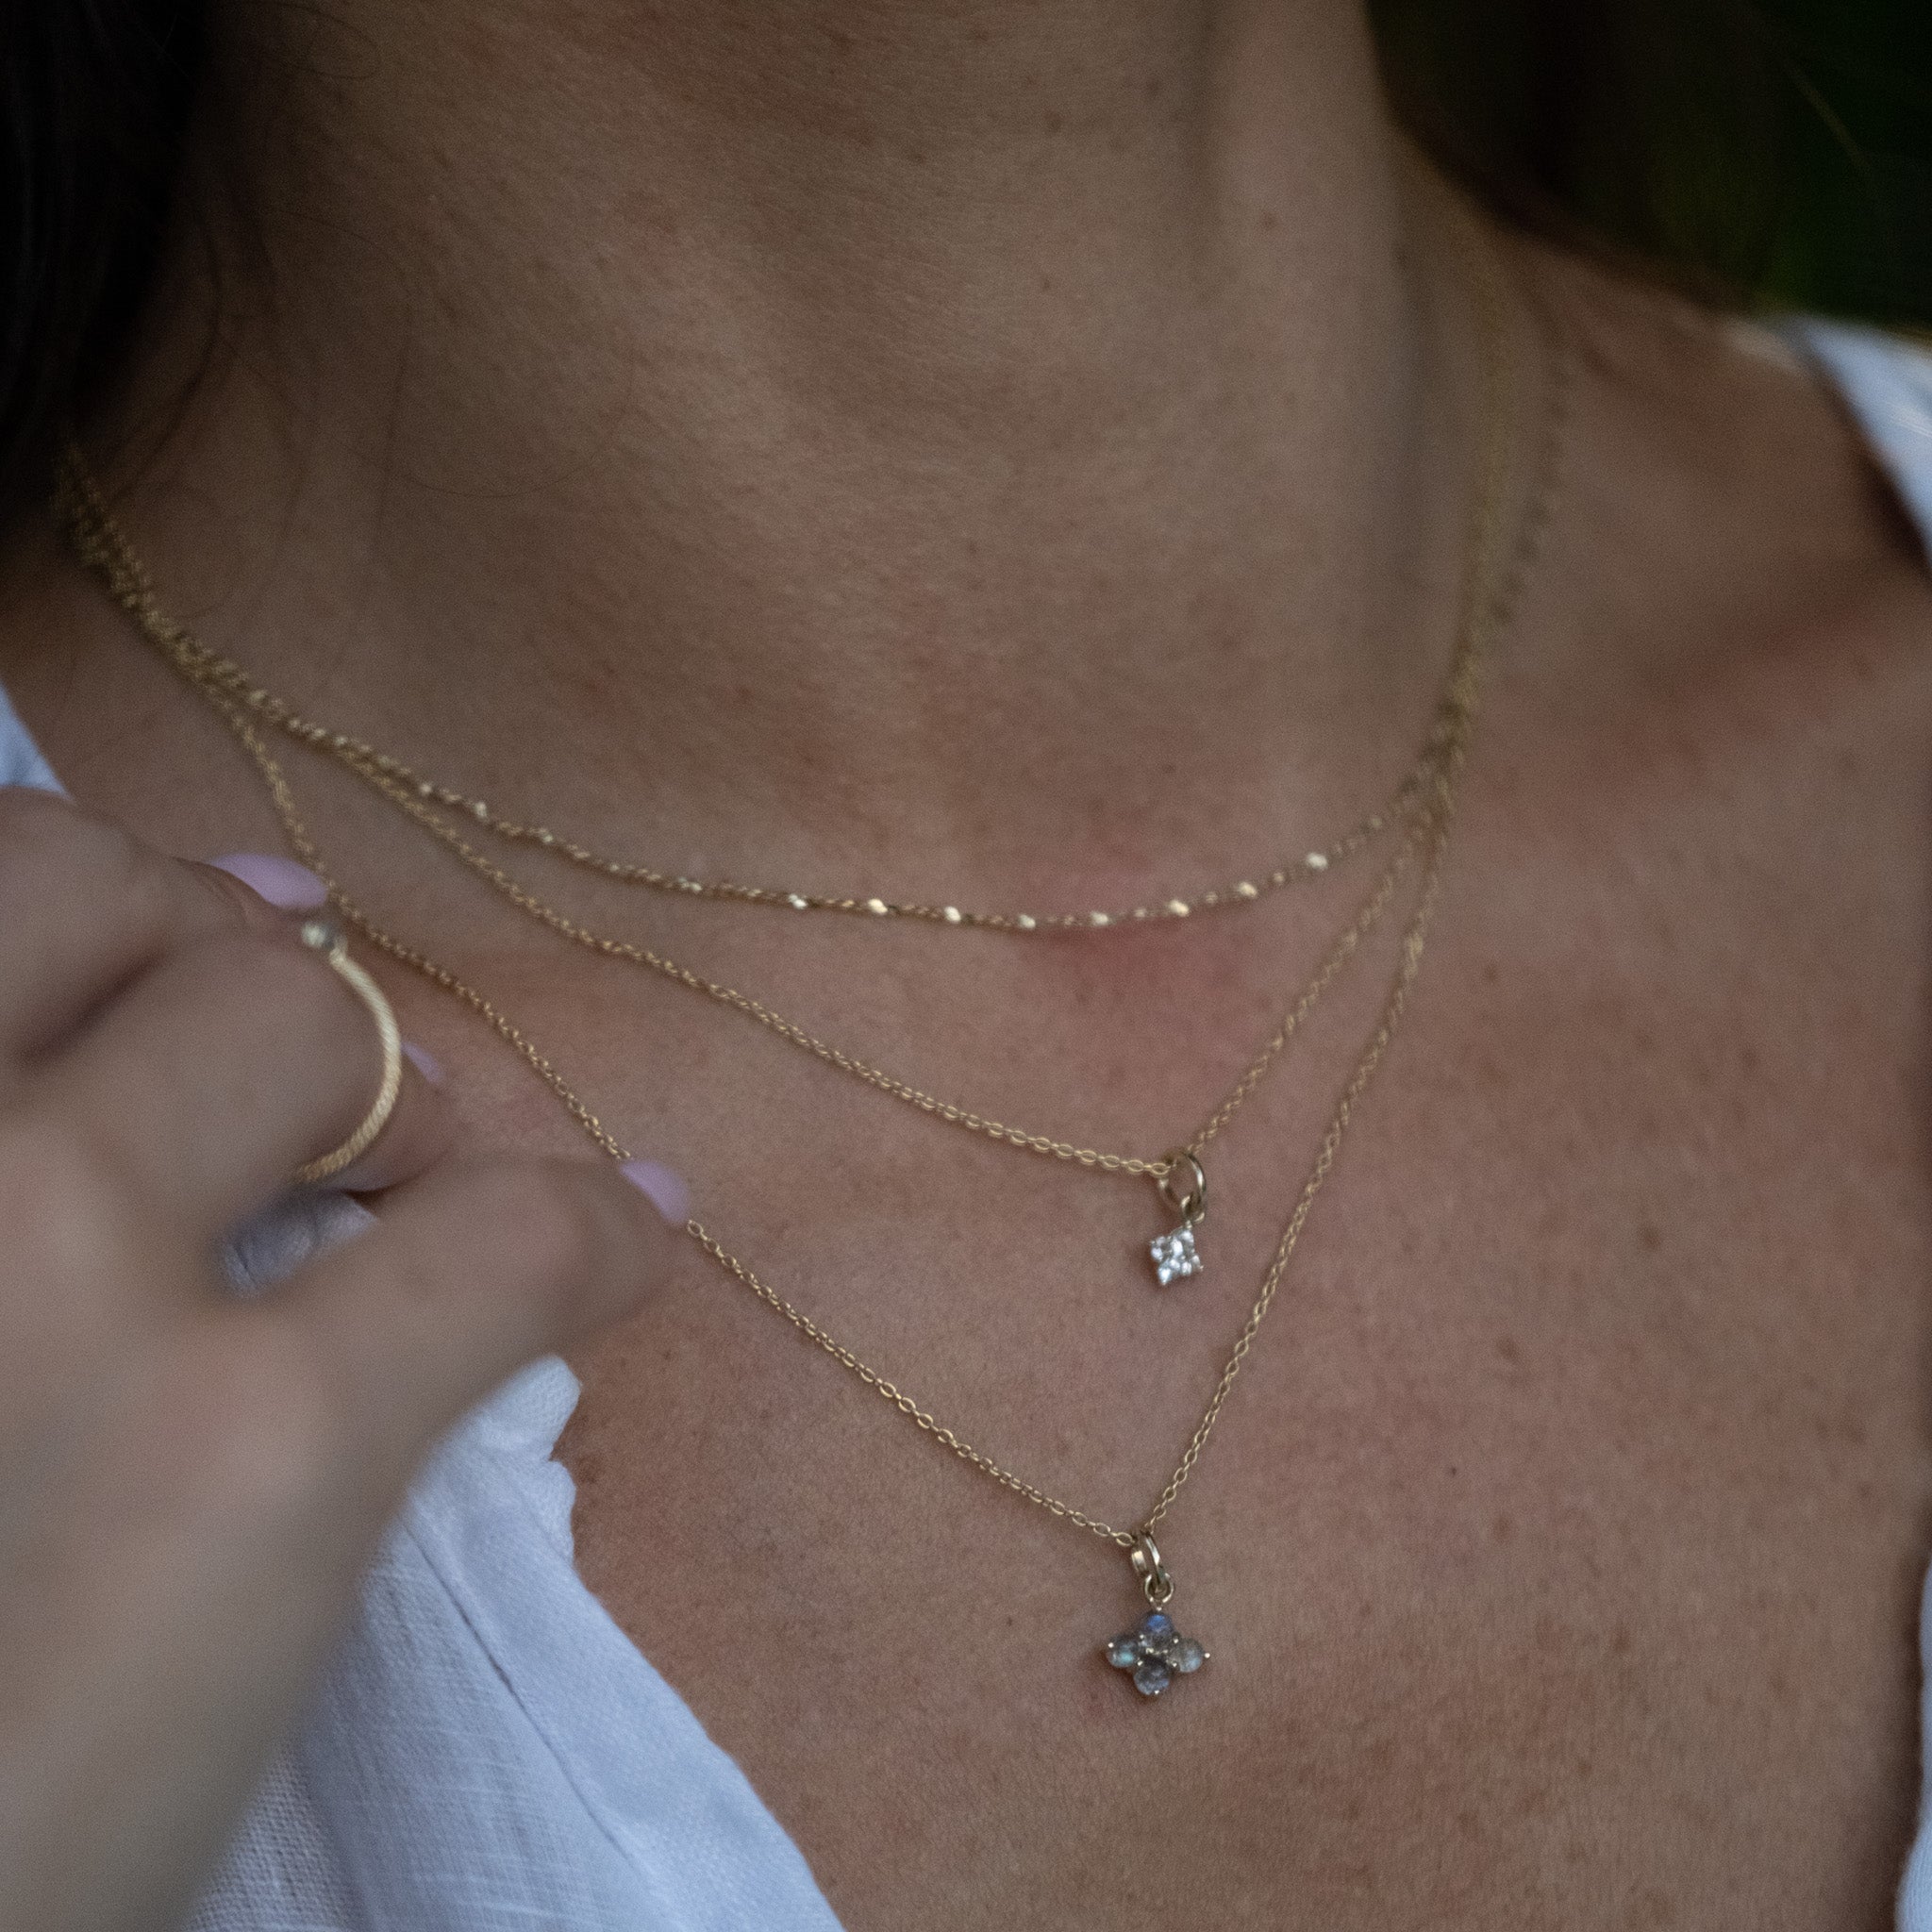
1511;251;1932;752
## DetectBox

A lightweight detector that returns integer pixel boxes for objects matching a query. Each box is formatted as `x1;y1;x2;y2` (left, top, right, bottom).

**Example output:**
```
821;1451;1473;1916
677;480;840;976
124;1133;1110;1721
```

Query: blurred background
1375;0;1932;327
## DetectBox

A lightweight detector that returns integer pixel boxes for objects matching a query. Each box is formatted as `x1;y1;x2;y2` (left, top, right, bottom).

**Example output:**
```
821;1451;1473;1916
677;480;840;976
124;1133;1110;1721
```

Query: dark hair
2;1;1928;527
2;3;202;527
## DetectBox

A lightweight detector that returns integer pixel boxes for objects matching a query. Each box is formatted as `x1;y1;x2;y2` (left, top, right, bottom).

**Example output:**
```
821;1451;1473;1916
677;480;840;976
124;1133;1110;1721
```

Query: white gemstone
1016;914;1037;930
1305;851;1329;871
1235;880;1258;900
1090;910;1110;927
788;893;809;909
1165;899;1190;917
1149;1224;1202;1287
867;897;891;915
942;906;962;924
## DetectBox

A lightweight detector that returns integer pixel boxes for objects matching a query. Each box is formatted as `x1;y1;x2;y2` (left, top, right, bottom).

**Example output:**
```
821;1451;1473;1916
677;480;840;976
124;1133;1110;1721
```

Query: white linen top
3;319;1931;1931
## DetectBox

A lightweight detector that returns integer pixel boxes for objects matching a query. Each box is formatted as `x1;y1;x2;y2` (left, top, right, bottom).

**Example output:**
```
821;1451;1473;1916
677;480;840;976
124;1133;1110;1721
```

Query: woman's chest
492;815;1932;1932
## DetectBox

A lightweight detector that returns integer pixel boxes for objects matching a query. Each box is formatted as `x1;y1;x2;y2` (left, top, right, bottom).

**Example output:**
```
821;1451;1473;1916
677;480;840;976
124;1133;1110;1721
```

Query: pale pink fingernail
402;1041;445;1086
209;852;329;910
621;1158;691;1225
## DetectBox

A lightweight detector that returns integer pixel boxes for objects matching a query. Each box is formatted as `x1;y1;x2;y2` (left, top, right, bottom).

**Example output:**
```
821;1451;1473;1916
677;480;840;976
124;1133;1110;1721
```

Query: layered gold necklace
58;218;1563;1696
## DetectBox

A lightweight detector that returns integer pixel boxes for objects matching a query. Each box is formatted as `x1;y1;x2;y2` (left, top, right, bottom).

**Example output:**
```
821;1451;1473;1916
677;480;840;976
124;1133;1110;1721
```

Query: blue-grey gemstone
1141;1612;1174;1639
1105;1635;1141;1670
1132;1659;1173;1697
1174;1638;1207;1674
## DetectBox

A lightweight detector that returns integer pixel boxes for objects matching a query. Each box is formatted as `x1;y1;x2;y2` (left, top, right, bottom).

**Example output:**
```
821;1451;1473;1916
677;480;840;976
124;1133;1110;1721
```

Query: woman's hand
0;789;675;1932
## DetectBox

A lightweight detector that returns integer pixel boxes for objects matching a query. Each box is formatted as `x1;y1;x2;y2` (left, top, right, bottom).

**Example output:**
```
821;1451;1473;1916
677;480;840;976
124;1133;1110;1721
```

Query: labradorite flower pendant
1104;1533;1208;1698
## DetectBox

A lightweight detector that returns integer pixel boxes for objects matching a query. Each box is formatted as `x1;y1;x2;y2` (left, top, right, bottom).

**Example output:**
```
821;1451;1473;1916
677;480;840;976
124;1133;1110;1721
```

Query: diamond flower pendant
1148;1224;1201;1286
1148;1149;1208;1287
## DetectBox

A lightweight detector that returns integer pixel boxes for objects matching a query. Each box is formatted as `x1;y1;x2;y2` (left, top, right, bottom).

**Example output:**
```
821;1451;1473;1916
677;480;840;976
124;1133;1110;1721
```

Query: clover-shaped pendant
1148;1223;1201;1286
1148;1150;1207;1287
1105;1610;1208;1698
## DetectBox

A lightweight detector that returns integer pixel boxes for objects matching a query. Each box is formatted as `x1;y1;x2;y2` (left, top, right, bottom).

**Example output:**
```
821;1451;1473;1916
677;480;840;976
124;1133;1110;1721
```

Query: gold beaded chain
47;573;1457;941
57;208;1567;1626
181;676;1436;934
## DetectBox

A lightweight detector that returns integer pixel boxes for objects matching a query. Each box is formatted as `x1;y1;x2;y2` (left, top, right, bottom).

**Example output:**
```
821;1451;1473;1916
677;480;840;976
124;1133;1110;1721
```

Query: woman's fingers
265;1155;676;1488
0;790;685;1932
0;792;313;1062
0;1157;675;1932
21;924;452;1250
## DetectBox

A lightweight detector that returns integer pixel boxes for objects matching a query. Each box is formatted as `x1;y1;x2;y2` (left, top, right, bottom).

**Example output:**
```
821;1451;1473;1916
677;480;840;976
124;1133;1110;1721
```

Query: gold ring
291;918;404;1186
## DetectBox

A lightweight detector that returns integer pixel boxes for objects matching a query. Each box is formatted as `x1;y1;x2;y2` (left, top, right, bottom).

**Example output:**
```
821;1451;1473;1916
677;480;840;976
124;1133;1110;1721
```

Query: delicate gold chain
203;687;1434;933
47;568;1460;940
58;210;1565;1550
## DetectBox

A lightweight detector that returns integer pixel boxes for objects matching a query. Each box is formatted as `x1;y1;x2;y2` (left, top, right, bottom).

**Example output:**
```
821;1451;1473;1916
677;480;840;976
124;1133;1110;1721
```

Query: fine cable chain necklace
62;212;1566;1693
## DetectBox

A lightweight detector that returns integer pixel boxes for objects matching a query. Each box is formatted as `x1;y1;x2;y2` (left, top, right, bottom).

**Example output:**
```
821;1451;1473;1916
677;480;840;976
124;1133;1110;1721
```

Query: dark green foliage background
1374;0;1932;326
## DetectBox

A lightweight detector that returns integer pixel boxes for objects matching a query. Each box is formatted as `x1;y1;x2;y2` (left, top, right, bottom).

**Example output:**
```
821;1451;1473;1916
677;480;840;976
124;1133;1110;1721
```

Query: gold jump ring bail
1156;1149;1208;1227
1129;1531;1174;1607
291;918;405;1186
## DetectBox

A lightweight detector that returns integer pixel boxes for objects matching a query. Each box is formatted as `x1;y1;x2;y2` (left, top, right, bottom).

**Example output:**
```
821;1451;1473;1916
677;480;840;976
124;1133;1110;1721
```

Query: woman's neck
83;0;1492;900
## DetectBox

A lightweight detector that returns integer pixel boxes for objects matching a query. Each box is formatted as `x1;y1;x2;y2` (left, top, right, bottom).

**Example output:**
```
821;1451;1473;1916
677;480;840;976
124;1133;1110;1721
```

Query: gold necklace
194;691;1439;935
59;214;1565;1690
60;608;1457;940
